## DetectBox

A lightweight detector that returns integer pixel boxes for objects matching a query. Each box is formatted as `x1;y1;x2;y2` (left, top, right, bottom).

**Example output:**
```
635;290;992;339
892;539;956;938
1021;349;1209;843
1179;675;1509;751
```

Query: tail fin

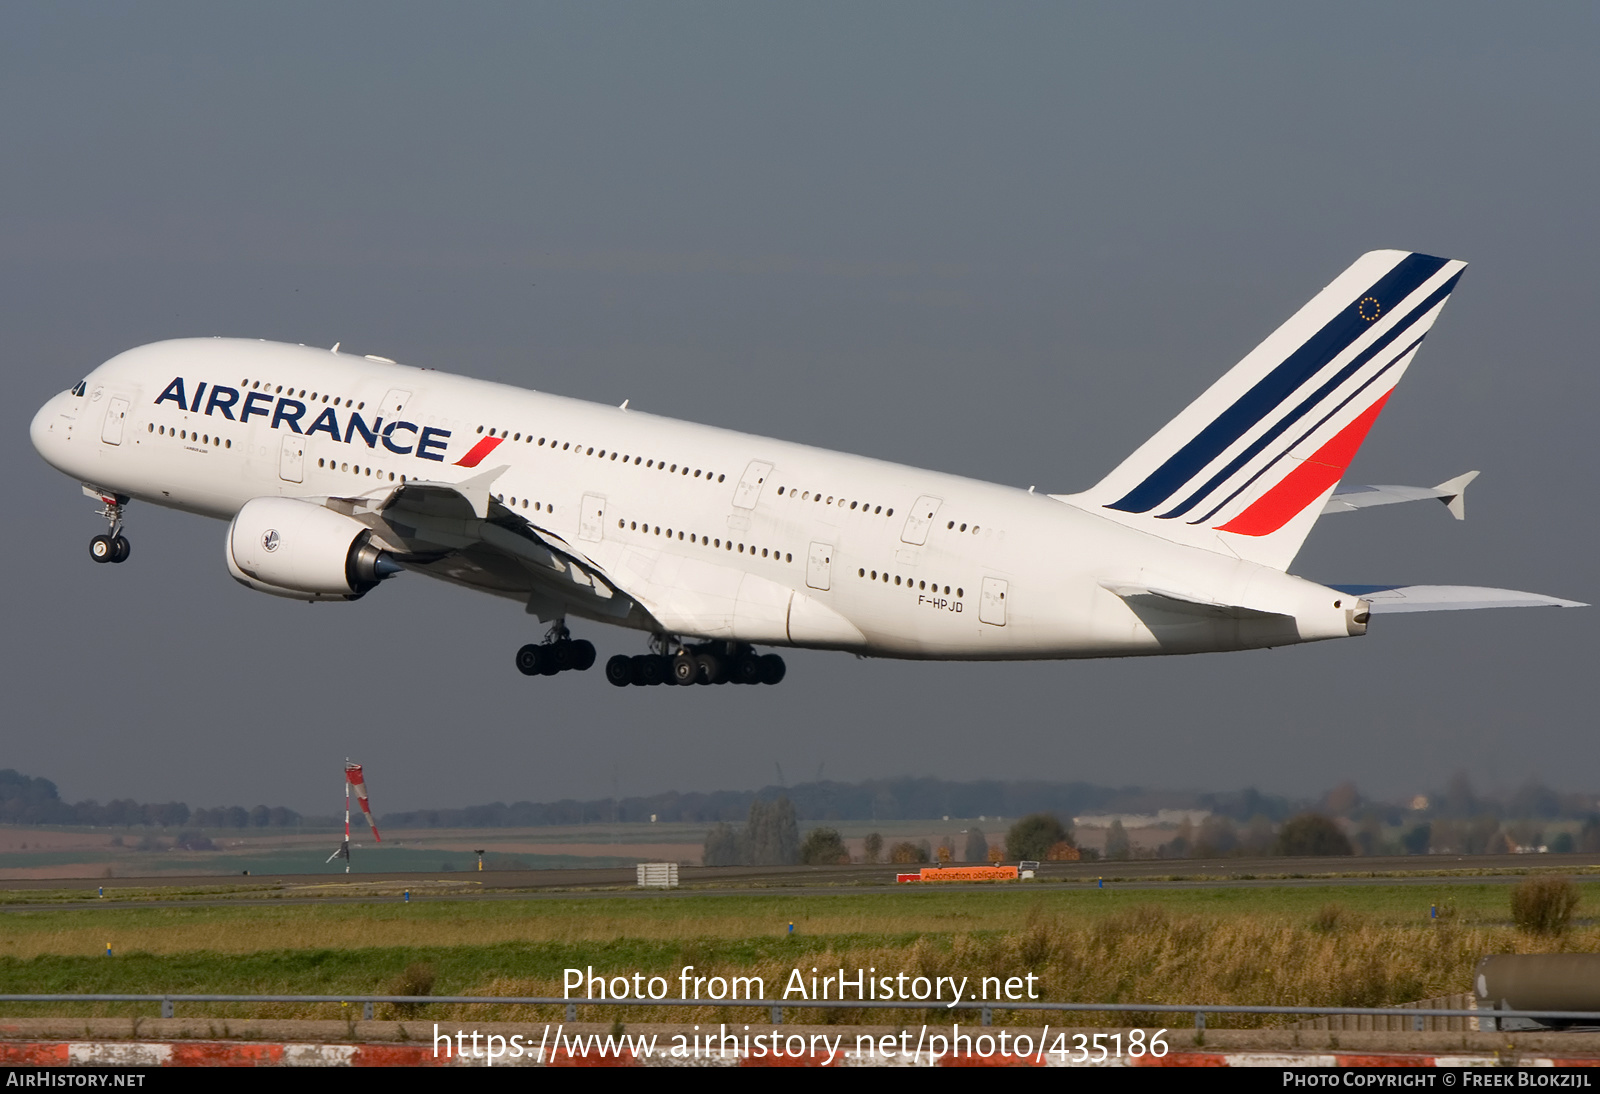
1059;250;1467;570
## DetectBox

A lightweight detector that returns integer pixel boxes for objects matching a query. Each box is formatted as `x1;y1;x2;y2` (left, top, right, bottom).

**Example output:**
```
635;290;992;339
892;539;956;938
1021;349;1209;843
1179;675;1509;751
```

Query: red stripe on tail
1217;392;1391;537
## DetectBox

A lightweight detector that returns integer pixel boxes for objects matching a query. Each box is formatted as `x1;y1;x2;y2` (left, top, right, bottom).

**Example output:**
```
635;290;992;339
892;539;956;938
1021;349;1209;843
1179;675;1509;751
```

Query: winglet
1434;470;1478;520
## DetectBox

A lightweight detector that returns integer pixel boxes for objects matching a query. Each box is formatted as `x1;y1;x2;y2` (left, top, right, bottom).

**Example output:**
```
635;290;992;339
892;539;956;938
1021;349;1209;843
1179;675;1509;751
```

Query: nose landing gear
87;492;130;564
515;621;596;678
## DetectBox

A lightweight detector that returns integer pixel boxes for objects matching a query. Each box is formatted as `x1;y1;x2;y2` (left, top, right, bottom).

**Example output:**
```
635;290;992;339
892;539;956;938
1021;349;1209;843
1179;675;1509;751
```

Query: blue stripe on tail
1157;272;1461;521
1108;253;1448;515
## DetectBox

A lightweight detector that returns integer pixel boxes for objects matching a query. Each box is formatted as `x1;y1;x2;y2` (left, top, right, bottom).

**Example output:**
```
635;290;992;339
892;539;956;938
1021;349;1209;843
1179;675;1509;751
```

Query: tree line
0;770;305;829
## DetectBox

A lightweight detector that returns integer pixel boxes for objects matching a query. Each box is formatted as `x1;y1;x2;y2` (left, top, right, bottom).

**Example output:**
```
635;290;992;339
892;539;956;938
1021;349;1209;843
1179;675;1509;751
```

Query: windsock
345;763;381;842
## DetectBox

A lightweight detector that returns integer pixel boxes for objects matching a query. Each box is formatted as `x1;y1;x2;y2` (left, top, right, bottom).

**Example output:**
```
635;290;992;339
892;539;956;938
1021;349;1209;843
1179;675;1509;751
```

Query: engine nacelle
226;496;401;602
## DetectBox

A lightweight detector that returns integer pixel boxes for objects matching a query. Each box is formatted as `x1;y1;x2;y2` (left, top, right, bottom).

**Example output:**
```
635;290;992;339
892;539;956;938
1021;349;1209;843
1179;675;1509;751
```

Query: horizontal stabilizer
1330;583;1586;613
1101;582;1290;621
1324;470;1477;519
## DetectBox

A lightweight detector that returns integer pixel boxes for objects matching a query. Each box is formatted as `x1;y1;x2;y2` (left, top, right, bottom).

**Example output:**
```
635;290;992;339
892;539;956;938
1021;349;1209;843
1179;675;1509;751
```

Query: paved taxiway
0;854;1594;911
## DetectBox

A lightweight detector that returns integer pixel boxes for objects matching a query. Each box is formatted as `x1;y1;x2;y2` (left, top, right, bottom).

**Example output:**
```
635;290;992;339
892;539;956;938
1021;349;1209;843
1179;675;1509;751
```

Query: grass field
1;882;1595;1026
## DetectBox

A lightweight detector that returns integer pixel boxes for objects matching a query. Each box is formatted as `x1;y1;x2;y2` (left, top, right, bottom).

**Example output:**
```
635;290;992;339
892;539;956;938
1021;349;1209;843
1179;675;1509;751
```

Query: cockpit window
70;381;87;397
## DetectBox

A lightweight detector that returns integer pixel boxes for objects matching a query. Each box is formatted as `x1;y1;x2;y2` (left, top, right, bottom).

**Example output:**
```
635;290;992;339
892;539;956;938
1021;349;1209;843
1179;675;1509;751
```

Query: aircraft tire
89;535;114;563
694;654;720;684
111;536;130;563
733;653;763;684
548;640;575;672
515;644;543;676
759;654;786;685
637;655;667;686
605;655;633;687
671;652;699;685
571;640;597;671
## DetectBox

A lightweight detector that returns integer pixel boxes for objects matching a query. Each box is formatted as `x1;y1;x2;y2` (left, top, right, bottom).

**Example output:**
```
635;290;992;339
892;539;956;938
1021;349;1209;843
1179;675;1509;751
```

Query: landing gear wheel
733;653;763;685
110;536;130;563
89;535;114;564
634;654;666;687
605;654;633;687
571;640;596;671
547;640;575;673
693;654;720;685
671;652;699;686
759;654;786;685
515;644;544;676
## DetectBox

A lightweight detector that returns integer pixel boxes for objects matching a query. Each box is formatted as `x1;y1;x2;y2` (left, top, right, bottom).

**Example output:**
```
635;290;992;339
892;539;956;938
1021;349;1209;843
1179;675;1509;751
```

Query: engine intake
227;496;401;601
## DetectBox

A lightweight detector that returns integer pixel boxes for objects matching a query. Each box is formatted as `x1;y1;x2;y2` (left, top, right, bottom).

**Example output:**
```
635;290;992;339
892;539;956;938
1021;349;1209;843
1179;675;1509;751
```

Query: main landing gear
515;622;596;678
88;492;130;564
605;641;786;688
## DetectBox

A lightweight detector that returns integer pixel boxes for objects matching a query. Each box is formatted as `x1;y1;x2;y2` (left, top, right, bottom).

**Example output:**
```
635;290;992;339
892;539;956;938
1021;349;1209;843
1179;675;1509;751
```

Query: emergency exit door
807;542;833;591
979;577;1008;626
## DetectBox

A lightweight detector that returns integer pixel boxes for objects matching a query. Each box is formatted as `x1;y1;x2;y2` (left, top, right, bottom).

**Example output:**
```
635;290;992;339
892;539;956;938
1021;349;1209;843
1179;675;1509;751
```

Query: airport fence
0;994;1592;1031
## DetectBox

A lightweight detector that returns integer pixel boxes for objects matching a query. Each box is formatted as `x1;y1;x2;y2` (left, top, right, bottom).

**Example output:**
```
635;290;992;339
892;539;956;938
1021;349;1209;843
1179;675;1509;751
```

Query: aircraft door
979;577;1008;626
578;494;607;542
278;434;305;483
732;460;774;509
806;541;833;591
379;388;412;417
901;495;943;545
100;397;129;445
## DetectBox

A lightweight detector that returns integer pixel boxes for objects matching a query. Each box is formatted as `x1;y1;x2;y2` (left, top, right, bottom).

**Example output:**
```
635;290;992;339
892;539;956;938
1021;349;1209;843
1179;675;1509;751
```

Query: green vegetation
1274;814;1354;856
700;797;800;866
799;829;849;865
0;880;1596;1026
1005;813;1072;861
1511;874;1580;935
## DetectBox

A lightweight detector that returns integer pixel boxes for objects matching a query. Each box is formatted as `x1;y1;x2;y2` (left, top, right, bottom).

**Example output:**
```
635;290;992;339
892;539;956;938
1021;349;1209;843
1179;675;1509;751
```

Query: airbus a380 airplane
30;250;1583;687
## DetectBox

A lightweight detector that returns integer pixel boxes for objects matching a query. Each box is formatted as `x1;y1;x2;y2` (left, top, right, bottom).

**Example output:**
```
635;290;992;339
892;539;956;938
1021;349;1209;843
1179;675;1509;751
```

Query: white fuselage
31;338;1358;659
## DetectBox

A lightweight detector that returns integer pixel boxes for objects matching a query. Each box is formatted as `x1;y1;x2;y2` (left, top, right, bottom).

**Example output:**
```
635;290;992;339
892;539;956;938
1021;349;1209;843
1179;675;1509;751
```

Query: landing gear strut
515;621;596;678
606;641;785;688
88;492;130;564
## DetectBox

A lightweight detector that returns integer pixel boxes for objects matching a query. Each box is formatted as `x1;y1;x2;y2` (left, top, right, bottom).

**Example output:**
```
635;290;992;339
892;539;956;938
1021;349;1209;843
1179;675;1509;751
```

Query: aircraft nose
31;392;68;463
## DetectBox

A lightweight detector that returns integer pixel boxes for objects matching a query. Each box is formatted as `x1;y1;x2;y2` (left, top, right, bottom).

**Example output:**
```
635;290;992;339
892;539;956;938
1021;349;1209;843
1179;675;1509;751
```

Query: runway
0;853;1594;910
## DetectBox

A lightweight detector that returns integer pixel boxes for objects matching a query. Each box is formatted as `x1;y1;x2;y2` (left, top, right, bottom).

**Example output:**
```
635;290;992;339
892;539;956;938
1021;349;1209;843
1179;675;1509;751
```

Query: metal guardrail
0;994;1595;1031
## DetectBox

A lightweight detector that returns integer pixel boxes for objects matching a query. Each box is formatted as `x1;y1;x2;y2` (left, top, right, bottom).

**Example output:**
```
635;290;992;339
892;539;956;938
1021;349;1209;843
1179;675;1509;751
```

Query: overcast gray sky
4;3;1596;814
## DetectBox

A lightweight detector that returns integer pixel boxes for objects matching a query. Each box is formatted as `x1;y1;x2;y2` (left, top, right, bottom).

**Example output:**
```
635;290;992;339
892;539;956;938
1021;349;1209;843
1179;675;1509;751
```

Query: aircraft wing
325;467;647;625
1328;584;1587;613
1323;471;1477;519
323;469;859;645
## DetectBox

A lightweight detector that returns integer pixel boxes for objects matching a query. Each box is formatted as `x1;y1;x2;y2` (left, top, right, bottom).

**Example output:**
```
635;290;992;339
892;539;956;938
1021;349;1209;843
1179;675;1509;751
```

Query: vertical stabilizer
1057;250;1467;570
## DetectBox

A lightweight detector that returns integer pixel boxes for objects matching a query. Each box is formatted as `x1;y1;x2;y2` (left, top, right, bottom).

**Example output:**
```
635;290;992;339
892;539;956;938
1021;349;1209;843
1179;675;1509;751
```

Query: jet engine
226;496;402;601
